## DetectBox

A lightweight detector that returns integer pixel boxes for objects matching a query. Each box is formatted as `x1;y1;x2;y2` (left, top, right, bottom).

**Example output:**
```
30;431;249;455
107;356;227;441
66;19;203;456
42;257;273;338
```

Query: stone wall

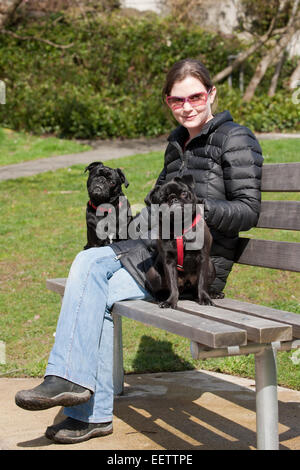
120;0;161;14
120;0;242;32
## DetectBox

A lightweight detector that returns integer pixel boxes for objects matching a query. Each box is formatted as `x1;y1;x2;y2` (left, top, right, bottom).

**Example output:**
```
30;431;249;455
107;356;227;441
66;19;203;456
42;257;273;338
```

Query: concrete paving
1;369;300;450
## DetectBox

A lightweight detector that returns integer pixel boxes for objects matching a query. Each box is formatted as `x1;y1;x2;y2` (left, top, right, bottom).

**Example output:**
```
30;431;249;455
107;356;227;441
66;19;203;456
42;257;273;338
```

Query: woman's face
168;75;216;138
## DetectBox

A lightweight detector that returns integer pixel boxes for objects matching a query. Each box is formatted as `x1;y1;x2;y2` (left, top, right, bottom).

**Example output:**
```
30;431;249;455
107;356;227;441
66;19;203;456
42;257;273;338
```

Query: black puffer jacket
112;111;263;294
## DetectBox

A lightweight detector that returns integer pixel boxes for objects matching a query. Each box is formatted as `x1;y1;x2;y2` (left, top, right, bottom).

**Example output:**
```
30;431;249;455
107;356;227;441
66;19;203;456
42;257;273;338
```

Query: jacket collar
167;110;233;146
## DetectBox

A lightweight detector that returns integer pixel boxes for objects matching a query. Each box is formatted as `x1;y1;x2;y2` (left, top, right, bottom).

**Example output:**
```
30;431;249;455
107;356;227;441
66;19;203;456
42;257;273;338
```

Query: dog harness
88;200;123;212
176;212;202;272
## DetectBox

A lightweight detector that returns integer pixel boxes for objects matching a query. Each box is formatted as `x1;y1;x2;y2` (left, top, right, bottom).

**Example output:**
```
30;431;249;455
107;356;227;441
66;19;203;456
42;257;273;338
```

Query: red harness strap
88;200;122;213
176;212;202;272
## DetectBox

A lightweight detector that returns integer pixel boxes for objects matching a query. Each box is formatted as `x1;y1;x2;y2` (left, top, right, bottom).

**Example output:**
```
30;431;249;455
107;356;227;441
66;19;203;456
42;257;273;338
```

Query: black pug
84;161;132;249
144;175;215;309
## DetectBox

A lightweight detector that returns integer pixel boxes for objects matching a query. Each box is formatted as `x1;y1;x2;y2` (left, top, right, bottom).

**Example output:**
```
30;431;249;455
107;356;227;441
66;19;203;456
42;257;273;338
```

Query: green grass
260;139;300;164
0;127;91;166
0;139;299;389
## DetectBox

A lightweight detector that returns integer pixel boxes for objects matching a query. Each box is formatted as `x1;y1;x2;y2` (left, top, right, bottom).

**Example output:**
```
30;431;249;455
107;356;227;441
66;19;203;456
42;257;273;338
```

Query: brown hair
162;58;217;111
163;58;213;95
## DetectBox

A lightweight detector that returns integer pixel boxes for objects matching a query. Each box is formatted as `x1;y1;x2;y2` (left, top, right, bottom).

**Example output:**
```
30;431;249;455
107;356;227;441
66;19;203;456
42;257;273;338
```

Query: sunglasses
166;90;211;110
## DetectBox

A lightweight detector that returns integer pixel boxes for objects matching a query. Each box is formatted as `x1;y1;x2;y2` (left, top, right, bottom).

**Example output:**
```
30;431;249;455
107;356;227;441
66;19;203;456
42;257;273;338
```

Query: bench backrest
235;162;300;273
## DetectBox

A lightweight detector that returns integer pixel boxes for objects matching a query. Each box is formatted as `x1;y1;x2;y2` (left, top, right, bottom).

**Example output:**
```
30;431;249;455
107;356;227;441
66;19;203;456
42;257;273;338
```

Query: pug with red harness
145;175;215;308
84;161;132;249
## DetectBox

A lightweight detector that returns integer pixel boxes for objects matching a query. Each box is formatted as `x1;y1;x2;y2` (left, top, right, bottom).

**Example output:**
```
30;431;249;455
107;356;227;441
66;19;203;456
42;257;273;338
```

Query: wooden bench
46;162;300;450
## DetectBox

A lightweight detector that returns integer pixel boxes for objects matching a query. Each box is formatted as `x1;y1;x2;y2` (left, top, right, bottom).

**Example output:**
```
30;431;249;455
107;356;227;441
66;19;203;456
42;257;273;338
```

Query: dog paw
198;292;215;306
159;300;178;309
209;291;225;299
159;301;171;308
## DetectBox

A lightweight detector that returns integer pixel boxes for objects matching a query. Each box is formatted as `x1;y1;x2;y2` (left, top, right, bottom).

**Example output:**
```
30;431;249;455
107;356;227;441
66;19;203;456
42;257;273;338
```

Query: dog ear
116;168;129;188
144;186;160;205
84;162;104;173
180;174;195;189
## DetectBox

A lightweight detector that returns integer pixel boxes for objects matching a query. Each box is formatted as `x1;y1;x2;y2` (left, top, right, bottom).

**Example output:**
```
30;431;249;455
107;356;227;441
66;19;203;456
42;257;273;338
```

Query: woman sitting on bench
15;58;263;444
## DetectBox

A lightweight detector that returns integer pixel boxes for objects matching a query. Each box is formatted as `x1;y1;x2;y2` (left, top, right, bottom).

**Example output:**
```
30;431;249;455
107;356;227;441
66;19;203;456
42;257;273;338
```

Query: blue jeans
46;246;151;423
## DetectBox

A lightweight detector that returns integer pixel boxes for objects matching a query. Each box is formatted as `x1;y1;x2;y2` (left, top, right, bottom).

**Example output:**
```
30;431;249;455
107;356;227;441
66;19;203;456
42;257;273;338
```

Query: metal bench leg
112;313;124;396
255;346;279;450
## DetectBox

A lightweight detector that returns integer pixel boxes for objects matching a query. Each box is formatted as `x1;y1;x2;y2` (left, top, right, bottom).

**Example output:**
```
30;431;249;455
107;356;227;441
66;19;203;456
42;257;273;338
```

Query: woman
15;59;263;444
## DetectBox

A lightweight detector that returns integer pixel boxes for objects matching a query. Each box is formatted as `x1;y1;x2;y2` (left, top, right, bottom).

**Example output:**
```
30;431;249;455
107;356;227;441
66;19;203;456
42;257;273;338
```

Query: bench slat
46;278;66;296
212;298;300;338
177;300;292;343
46;278;297;342
257;201;300;230
235;238;300;272
46;280;247;348
261;163;300;192
112;299;247;349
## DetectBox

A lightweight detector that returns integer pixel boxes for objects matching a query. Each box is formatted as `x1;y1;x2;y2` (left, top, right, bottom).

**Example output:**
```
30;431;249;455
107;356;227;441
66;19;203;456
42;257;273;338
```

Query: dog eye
181;191;188;198
110;181;116;186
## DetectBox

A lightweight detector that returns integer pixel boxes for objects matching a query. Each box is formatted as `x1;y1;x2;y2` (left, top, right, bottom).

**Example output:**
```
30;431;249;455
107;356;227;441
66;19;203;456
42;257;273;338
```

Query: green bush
0;13;299;138
218;85;300;132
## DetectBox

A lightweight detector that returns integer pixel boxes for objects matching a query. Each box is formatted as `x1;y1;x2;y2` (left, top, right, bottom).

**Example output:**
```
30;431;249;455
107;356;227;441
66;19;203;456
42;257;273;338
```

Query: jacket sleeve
155;165;167;187
204;125;264;235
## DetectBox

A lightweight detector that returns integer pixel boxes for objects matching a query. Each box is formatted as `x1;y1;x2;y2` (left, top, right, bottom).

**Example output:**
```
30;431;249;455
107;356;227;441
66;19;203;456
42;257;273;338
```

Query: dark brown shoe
15;375;92;411
45;417;113;444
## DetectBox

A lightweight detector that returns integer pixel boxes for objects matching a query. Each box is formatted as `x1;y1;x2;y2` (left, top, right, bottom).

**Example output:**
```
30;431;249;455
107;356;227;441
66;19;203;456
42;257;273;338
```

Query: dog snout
168;193;180;205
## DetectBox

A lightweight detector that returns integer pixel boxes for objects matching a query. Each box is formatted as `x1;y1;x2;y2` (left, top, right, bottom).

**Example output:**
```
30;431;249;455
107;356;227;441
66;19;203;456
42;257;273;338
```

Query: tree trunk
268;49;287;97
212;20;278;84
0;0;23;29
243;25;300;101
243;0;300;101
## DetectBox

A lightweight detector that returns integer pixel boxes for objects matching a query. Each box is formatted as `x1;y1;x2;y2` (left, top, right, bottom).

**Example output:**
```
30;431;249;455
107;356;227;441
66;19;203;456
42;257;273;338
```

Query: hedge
0;12;299;138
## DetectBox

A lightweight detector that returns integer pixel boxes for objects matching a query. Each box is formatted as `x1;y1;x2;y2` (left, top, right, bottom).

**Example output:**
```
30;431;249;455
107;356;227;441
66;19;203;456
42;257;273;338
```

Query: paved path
0;136;166;181
0;133;299;182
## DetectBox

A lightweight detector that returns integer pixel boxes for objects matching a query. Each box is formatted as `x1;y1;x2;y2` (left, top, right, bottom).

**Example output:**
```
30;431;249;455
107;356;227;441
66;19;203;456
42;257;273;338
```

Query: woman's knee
69;246;115;279
74;246;114;264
